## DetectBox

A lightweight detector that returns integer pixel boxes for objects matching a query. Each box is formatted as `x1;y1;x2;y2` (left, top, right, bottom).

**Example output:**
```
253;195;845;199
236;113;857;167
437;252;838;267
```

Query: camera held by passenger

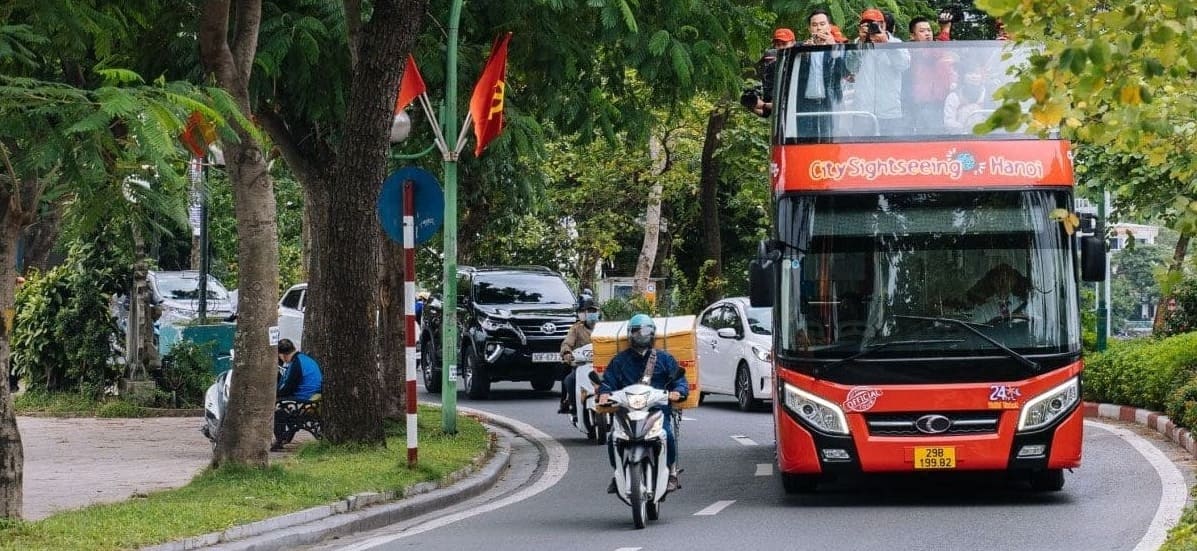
866;21;883;36
740;86;763;110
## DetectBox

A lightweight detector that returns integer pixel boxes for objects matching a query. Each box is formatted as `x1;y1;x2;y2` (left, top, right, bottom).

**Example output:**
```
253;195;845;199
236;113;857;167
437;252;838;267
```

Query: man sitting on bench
273;338;324;451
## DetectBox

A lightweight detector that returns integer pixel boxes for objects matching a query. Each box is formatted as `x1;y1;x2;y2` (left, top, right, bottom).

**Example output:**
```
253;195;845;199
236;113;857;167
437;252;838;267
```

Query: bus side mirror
1080;235;1106;282
749;240;778;307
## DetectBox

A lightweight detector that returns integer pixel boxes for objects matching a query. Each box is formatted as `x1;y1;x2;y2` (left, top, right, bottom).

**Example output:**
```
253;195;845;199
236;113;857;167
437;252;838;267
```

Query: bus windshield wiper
832;337;966;367
894;314;1040;371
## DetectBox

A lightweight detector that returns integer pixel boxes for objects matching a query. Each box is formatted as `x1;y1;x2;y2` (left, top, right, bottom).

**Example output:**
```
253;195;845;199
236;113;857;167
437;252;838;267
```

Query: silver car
148;270;235;325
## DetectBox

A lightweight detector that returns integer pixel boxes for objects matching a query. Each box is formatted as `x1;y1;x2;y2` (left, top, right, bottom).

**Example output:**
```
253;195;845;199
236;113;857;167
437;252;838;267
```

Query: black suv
420;266;577;399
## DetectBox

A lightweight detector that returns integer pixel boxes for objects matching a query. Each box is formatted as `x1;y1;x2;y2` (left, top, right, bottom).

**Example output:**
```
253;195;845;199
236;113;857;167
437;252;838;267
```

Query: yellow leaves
1050;208;1081;235
1031;100;1066;127
1119;84;1142;105
1031;77;1049;103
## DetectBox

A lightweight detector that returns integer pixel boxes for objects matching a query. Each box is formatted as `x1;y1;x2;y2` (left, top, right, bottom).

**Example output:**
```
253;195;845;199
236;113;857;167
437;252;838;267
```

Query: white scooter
567;344;610;443
601;383;674;529
201;369;230;445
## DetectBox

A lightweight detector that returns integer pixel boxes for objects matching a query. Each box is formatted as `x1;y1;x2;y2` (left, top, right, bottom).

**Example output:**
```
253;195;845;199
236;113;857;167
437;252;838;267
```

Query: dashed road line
614;548;643;551
682;416;696;421
730;435;758;446
694;500;736;516
755;463;772;476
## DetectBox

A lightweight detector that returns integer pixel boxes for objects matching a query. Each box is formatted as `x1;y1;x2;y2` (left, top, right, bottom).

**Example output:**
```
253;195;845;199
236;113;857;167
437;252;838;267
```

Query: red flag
469;33;512;156
396;54;427;113
180;111;215;158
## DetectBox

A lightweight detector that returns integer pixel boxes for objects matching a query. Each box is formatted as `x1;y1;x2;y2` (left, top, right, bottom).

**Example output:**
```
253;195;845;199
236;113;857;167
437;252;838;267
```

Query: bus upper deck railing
772;40;1030;144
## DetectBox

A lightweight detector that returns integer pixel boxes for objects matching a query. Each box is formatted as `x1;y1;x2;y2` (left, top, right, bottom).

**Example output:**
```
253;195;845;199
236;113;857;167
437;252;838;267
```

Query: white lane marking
682;416;696;421
755;463;772;476
694;500;736;516
1085;420;1187;551
335;408;569;550
730;435;758;446
614;548;643;551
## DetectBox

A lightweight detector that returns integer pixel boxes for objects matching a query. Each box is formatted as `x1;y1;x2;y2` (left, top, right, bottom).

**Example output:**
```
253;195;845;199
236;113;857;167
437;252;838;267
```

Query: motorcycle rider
598;313;689;492
558;294;600;414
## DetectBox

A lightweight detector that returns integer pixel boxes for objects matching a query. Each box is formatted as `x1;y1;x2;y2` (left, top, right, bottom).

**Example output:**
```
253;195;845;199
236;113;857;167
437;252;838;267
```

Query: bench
274;394;323;447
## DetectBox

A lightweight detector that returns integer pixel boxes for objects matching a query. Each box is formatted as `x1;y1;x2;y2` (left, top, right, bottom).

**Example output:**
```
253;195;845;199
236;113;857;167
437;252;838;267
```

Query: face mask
585;312;600;323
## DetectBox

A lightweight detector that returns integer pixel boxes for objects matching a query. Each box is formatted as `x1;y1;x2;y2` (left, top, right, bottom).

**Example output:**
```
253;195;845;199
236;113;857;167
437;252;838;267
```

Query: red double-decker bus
748;40;1106;493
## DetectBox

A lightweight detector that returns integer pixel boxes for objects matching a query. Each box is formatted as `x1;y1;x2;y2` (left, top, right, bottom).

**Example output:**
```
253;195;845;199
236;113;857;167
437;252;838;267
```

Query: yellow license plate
914;446;956;470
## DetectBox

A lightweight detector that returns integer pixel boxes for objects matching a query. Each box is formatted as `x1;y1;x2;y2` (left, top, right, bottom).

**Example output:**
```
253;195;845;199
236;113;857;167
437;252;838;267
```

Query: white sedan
695;297;773;411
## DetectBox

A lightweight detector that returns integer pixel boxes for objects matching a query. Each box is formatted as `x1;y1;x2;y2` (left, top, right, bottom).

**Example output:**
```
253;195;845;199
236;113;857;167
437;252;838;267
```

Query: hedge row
1083;332;1197;427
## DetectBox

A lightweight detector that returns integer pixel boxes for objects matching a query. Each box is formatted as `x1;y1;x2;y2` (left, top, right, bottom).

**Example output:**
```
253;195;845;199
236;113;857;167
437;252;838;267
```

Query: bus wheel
781;473;819;494
1029;469;1064;492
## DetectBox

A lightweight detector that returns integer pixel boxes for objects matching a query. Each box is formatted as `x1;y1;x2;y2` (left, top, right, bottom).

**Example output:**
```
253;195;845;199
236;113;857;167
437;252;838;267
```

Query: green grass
14;391;163;418
0;406;491;551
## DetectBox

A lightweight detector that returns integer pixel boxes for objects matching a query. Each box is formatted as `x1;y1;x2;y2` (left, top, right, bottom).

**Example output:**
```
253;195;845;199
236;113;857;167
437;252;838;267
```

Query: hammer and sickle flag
180;111;216;158
469;32;512;157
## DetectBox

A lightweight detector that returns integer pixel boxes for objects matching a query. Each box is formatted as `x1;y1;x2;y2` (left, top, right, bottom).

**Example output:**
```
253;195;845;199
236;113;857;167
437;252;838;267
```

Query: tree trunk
1154;231;1190;332
200;0;281;468
698;107;728;306
303;0;426;446
0;166;43;519
633;135;669;296
0;223;24;519
378;238;406;421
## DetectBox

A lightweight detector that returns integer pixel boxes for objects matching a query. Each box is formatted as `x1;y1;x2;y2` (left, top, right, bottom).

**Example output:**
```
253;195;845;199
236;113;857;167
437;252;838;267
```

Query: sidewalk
18;415;211;520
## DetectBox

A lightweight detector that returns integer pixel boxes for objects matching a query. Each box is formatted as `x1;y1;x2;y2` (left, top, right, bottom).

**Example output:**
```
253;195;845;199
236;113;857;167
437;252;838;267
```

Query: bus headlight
783;383;849;435
1018;377;1079;432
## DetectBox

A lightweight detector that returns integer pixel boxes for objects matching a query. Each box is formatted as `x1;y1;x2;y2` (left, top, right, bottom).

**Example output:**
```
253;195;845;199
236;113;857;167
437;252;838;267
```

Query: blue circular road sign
377;167;445;245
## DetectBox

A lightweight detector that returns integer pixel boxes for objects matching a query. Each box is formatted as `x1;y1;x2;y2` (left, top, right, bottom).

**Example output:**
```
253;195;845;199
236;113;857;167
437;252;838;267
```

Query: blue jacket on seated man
277;338;323;401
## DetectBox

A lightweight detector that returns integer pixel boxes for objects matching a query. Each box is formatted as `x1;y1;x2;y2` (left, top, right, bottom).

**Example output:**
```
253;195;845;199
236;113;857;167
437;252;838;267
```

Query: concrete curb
143;413;523;551
1084;401;1197;457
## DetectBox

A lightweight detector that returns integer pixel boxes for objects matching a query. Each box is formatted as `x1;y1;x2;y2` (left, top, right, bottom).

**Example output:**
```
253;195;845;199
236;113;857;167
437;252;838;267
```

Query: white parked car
696;297;773;411
277;283;423;354
278;283;307;349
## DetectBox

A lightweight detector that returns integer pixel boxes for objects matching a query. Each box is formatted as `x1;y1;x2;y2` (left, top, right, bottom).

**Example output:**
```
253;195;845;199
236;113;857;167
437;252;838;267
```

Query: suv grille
513;320;572;337
864;411;1001;437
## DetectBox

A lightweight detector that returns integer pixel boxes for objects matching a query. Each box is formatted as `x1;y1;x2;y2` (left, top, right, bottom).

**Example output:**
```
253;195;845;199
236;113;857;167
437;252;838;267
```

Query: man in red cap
745;28;799;117
773;27;797;48
846;7;910;137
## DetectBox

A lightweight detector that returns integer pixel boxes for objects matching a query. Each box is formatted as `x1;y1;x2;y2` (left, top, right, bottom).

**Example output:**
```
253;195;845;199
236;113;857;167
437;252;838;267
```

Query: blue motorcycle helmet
627;313;656;350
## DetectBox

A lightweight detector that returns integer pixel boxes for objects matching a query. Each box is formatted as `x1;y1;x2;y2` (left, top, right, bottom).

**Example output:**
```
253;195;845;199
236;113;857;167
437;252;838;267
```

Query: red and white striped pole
403;180;419;467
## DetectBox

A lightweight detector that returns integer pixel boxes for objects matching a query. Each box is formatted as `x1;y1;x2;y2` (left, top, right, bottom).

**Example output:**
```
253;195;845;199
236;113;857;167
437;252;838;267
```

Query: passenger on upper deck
845;8;910;138
746;28;797;117
943;65;991;133
904;17;957;135
793;9;847;141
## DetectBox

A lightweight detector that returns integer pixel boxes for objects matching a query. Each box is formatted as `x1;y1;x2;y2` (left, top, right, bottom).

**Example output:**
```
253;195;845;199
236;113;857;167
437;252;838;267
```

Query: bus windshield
776;190;1081;370
774;40;1030;143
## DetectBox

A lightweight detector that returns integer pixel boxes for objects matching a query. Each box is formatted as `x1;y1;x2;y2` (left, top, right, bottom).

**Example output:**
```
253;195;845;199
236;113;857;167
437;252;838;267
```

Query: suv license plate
532;353;561;363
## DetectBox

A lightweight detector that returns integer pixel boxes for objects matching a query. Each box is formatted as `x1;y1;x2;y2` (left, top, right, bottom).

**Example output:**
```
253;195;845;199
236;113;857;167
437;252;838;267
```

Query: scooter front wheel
630;463;647;529
594;412;610;445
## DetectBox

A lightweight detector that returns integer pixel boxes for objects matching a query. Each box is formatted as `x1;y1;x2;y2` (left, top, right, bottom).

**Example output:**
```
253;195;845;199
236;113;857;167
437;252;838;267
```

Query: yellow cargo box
591;315;700;409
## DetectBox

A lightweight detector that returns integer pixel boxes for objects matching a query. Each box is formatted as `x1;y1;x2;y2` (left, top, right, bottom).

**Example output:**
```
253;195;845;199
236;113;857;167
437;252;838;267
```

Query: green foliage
96;401;146;418
1159;277;1197;337
10;233;130;395
599;293;662;321
1164;379;1197;432
206;169;306;290
1083;332;1197;412
155;340;215;408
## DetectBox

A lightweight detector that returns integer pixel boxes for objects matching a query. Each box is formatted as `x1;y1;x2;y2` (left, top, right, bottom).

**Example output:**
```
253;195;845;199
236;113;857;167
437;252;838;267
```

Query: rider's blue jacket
598;347;689;398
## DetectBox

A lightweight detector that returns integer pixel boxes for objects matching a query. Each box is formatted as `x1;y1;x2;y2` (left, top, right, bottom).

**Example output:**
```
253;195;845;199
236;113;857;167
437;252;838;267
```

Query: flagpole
440;0;464;434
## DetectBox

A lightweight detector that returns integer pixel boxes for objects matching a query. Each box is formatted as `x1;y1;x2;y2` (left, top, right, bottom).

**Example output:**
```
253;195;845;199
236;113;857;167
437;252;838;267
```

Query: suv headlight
1018;377;1079;432
783;384;849;435
480;317;513;332
751;345;772;362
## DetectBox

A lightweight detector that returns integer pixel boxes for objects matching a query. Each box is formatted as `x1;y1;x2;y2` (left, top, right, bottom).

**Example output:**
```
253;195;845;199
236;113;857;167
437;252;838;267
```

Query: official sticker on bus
988;384;1021;409
843;386;882;412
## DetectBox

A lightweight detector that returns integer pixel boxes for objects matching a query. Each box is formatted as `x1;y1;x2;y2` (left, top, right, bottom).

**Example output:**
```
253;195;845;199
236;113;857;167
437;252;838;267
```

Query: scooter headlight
1018;377;1079;432
627;393;649;410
